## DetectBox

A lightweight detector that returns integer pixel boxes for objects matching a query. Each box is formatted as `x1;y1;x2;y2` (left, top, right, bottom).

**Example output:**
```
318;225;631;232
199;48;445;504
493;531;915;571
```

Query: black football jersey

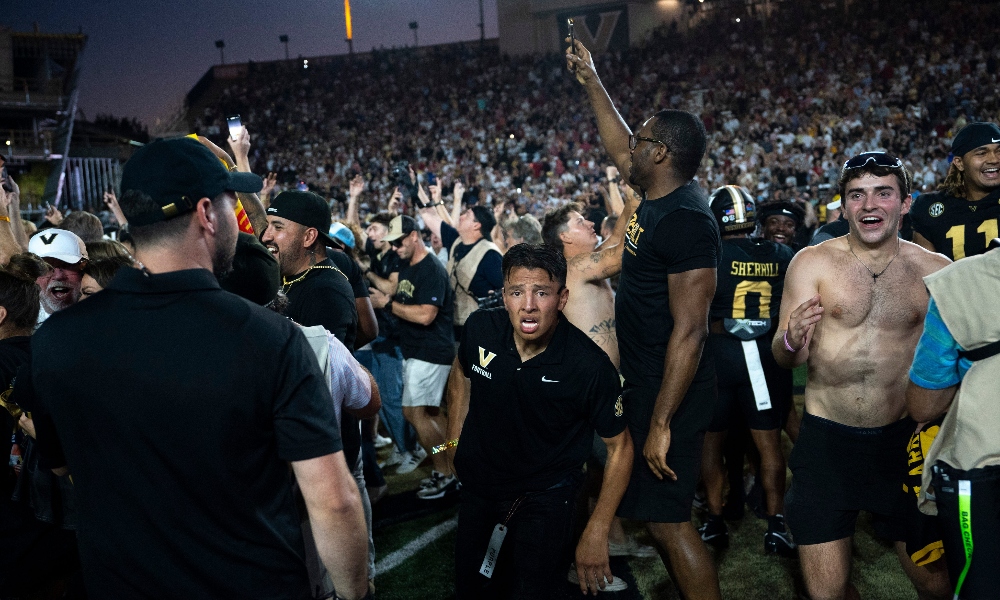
711;237;794;324
910;189;1000;260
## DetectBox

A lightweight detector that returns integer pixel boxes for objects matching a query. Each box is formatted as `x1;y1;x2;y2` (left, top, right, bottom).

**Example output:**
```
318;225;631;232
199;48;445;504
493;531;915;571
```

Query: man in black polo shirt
447;244;631;598
369;215;456;497
569;41;722;599
27;137;369;599
262;190;358;348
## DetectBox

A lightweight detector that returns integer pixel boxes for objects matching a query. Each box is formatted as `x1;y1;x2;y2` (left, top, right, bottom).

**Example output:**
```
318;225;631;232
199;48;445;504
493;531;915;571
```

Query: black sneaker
745;475;767;520
764;516;797;557
698;517;729;549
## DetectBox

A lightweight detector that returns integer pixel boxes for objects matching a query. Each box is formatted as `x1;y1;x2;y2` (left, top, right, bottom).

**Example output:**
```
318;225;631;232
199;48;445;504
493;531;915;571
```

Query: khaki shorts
401;358;451;407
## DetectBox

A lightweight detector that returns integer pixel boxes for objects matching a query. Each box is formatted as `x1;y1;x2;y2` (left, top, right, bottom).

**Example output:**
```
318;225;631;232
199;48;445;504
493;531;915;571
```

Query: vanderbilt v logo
40;233;58;245
570;11;622;54
478;346;496;368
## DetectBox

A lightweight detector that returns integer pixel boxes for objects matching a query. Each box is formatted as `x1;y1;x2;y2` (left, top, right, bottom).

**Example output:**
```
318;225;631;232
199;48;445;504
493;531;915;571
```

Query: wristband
431;438;459;454
783;330;799;353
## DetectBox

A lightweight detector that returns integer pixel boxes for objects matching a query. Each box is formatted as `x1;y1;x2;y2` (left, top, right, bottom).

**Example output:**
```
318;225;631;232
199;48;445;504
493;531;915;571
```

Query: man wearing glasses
774;152;952;600
568;40;722;599
369;215;457;499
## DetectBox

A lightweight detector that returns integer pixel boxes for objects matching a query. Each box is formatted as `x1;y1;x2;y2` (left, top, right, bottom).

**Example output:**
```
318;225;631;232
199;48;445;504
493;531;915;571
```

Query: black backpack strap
959;339;1000;362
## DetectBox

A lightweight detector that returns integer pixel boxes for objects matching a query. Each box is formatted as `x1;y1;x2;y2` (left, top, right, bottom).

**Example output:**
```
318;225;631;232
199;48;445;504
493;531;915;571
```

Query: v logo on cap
40;234;57;245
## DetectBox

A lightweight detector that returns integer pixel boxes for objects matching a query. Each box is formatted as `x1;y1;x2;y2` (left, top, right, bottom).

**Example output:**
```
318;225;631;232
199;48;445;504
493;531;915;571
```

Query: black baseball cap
951;122;1000;158
120;137;262;227
382;215;418;243
267;191;337;247
218;232;281;306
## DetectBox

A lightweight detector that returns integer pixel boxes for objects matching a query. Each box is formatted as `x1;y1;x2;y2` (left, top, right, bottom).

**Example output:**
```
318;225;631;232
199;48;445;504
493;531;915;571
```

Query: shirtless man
773;152;951;600
541;182;639;368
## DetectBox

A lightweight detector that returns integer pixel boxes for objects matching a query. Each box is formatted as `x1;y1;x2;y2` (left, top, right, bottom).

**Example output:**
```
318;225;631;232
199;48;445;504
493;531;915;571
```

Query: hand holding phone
226;115;243;141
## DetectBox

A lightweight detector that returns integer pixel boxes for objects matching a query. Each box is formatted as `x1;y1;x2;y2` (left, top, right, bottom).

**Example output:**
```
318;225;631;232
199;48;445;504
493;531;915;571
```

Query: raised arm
772;248;824;369
566;40;633;182
0;186;25;264
103;189;129;229
450;181;465;225
644;267;715;481
419;205;444;242
225;128;269;236
6;178;29;250
567;184;639;282
605;167;625;216
292;453;369;600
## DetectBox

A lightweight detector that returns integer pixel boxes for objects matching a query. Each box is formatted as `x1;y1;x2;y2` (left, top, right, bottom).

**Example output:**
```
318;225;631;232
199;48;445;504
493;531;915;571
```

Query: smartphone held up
226;115;243;141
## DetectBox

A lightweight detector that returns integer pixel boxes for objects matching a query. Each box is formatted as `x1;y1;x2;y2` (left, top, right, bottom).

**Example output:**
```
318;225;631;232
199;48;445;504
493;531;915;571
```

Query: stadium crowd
2;0;1000;599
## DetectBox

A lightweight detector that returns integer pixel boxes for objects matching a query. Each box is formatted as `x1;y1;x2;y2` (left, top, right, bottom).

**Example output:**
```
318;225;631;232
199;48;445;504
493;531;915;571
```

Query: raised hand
565;38;598;86
261;172;278;199
348;174;365;200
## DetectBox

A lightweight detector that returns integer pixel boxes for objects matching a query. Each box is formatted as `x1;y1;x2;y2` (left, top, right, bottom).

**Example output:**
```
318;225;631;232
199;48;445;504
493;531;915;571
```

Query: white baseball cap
28;228;88;265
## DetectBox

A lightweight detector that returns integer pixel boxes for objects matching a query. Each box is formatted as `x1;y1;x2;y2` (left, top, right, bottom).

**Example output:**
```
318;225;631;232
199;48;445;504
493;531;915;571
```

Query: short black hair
838;163;911;199
650;110;707;181
502;243;567;289
83;256;133;288
119;189;231;249
369;212;394;228
469;206;496;242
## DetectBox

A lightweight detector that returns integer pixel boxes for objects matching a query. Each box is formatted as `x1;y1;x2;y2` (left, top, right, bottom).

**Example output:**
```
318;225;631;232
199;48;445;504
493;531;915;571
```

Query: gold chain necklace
846;233;900;282
282;265;345;293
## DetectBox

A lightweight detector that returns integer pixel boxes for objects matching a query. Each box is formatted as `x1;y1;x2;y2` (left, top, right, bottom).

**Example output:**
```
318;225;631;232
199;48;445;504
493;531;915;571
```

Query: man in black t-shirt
29;138;368;599
369;216;456;495
447;244;631;598
327;222;377;348
569;40;723;599
911;122;1000;260
262;190;358;348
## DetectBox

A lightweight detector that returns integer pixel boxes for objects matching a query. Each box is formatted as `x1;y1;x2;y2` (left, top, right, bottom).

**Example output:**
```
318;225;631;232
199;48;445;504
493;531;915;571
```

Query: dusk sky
7;0;499;128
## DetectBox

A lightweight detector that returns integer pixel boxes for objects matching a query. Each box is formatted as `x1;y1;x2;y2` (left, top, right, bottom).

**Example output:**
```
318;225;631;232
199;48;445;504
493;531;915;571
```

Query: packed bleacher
191;0;999;223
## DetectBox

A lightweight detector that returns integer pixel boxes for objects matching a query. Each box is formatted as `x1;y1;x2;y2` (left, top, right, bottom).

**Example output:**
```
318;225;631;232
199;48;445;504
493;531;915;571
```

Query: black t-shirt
711;238;794;325
440;222;504;297
810;215;849;245
326;247;369;299
30;267;342;599
284;258;358;349
454;309;626;500
364;238;402;346
394;253;455;364
616;182;721;389
910;189;1000;260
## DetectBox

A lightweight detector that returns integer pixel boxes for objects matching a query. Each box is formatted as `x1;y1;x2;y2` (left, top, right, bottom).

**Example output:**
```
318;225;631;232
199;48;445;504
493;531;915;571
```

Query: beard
212;225;238;279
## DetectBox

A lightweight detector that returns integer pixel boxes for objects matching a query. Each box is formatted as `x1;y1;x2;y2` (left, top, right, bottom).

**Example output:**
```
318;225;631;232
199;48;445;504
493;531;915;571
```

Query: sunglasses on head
842;152;903;171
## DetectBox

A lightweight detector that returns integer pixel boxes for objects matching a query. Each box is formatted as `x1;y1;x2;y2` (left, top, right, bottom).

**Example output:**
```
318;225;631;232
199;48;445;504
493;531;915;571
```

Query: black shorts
707;334;792;433
931;462;1000;600
617;381;717;523
902;417;945;567
785;412;913;546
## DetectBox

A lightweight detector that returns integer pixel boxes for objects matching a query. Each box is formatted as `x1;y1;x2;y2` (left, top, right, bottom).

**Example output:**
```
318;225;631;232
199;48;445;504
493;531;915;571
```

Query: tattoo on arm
588;318;616;347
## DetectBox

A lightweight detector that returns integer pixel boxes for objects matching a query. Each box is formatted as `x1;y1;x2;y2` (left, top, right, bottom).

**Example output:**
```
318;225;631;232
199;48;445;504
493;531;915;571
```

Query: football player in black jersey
911;122;1000;260
699;186;796;556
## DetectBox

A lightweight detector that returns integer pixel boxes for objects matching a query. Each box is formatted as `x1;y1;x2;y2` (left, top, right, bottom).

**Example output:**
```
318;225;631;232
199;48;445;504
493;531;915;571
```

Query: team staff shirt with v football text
453;308;626;500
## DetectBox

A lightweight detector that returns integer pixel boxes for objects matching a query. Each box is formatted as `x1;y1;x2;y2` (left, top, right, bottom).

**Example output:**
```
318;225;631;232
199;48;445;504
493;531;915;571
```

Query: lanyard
954;480;973;600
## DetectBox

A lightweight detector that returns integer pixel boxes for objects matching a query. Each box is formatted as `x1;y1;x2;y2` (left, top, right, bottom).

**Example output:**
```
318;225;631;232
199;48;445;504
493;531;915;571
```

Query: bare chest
818;261;927;331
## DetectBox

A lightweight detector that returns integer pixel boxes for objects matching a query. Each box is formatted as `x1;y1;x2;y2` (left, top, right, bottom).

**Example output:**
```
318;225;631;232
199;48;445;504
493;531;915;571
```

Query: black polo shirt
454;309;625;500
395;253;455;365
617;181;721;390
30;267;342;599
284;257;358;349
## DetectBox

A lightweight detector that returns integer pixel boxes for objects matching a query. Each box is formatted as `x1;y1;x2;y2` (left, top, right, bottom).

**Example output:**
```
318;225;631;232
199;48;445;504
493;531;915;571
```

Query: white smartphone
226;115;243;141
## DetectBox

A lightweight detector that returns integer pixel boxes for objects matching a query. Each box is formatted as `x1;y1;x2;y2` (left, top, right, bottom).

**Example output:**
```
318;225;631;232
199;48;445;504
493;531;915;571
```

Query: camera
391;160;420;205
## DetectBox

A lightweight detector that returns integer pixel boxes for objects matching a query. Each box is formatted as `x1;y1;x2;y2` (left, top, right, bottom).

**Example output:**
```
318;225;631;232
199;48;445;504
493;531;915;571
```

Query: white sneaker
416;472;458;500
395;446;427;474
374;433;393;449
566;564;628;592
378;447;405;469
608;537;658;558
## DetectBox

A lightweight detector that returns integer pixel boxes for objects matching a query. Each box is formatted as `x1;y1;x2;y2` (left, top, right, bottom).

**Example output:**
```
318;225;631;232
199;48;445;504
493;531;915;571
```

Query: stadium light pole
345;0;354;54
215;39;225;65
279;34;289;60
409;21;419;47
478;0;485;44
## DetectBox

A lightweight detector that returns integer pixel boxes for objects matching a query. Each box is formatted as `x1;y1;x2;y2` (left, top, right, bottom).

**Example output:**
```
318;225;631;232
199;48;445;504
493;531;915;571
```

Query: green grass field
372;368;919;599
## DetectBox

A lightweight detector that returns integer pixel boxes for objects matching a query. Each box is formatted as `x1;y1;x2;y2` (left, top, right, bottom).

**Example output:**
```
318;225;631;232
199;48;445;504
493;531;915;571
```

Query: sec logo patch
928;202;944;218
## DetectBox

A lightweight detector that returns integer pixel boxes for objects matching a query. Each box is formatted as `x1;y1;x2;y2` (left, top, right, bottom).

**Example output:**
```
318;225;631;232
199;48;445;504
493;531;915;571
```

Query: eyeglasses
842;152;903;171
629;133;667;151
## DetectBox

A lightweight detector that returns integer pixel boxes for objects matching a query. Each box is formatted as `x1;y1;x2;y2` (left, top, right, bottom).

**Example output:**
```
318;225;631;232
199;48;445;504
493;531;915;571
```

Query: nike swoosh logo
541;376;559;383
994;138;1000;143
